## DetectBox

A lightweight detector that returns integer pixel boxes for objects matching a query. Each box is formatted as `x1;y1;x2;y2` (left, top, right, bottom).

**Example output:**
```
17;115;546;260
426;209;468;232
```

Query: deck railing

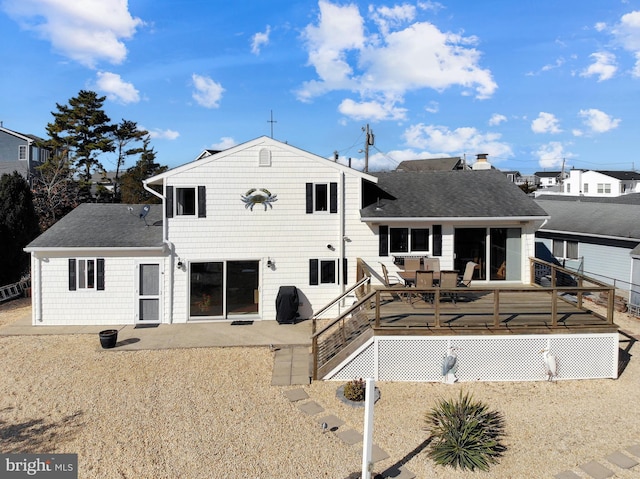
311;257;617;379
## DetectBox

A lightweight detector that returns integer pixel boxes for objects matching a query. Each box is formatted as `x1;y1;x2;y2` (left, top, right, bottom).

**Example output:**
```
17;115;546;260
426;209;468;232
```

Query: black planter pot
99;329;118;349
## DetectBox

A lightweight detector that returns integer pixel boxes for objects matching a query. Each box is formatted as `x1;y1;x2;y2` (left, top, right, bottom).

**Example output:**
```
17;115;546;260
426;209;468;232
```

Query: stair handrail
311;275;371;334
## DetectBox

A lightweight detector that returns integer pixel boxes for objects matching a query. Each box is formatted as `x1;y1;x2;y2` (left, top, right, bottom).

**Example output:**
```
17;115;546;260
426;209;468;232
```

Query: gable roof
395;157;464;172
592;170;640;181
535;198;640;241
0;126;45;143
534;171;562;178
25;203;164;251
146;136;378;184
361;169;548;220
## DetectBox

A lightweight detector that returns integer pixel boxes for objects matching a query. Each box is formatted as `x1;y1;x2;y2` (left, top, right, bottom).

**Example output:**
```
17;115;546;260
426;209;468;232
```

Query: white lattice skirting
324;333;619;382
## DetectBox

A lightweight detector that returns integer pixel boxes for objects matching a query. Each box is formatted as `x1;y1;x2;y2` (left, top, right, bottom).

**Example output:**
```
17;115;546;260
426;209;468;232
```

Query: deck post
375;291;380;327
312;336;318;380
577;277;583;309
551;287;558;327
493;289;500;327
607;288;614;324
434;289;441;328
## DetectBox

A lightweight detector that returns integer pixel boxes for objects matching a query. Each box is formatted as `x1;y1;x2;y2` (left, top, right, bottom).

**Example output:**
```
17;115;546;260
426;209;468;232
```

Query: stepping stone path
282;387;415;479
271;346;311;386
555;445;640;479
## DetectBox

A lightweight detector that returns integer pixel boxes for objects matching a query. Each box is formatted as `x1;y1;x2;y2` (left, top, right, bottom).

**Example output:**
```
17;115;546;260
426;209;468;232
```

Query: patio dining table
398;270;457;287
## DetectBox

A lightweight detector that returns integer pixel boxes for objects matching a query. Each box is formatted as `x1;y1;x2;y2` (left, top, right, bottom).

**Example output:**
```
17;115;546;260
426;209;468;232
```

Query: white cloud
94;71;140;104
251;25;271;55
535;141;574;169
578;108;621;133
531;112;562;134
338;98;407;121
191;74;224;108
612;11;640;76
2;0;142;68
594;22;607;32
488;113;507;126
210;137;237;150
296;0;496;119
424;101;439;113
146;128;180;140
580;51;617;81
402;124;513;161
572;129;584;137
541;57;565;72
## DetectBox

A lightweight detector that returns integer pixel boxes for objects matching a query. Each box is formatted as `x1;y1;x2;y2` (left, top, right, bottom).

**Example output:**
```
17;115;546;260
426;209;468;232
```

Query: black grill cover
276;286;299;324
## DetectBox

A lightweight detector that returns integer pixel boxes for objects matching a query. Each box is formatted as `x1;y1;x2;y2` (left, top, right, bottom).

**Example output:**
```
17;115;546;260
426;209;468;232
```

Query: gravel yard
1;298;640;478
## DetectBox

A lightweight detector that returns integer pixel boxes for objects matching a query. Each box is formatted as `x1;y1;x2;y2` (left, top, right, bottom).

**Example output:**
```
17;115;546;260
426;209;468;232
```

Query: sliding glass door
454;228;522;281
189;260;259;319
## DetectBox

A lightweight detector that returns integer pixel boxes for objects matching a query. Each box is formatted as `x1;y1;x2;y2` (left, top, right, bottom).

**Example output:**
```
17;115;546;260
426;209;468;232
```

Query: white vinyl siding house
26;137;549;326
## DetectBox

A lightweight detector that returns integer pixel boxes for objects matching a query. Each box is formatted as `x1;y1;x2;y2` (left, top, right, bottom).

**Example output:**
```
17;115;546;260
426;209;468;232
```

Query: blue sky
2;0;640;174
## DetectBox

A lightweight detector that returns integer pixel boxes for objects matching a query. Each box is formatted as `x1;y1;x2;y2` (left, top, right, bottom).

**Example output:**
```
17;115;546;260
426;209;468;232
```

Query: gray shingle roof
535;193;640;205
26;203;164;250
361;170;548;219
535;198;640;240
396;157;463;172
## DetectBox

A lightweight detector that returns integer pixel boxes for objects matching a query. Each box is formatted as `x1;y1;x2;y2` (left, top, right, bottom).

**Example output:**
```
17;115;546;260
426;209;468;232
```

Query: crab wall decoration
241;188;278;211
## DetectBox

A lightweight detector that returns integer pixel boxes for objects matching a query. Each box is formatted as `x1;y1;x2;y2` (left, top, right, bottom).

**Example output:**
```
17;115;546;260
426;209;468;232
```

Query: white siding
33;253;166;325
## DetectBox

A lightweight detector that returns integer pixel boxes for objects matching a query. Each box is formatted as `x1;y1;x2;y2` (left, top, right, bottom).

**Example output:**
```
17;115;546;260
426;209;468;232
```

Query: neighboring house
0;126;49;184
395;156;467;172
561;169;640;197
25;136;548;326
501;170;522;184
535;194;640;294
534;171;565;188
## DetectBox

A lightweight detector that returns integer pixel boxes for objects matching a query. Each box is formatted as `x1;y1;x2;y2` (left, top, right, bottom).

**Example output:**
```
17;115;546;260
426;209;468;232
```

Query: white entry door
136;263;161;324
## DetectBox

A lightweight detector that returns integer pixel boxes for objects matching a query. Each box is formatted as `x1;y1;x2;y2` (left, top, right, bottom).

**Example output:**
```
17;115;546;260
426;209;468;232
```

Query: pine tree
120;136;168;204
111;119;148;201
45;90;115;201
0;172;40;284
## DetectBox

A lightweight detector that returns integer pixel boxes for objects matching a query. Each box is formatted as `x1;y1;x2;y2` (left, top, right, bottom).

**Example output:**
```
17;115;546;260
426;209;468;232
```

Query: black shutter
306;183;313;214
198;186;206;218
68;259;76;291
166;186;174;218
330;182;338;213
96;258;105;291
309;259;318;285
379;225;389;256
343;258;348;284
433;225;442;256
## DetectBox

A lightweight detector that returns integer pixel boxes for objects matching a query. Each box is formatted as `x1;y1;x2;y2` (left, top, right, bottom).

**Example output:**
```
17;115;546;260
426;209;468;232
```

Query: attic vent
259;148;271;167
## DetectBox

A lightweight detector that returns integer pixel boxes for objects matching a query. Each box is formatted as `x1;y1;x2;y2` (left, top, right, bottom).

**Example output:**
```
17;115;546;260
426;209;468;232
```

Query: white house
562;169;640;197
25;136;549;326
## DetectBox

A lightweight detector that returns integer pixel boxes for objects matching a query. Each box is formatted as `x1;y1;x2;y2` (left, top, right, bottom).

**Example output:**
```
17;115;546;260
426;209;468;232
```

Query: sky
2;0;640;174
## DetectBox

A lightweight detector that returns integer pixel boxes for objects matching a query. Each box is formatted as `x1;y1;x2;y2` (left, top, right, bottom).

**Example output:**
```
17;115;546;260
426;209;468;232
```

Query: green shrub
342;378;366;402
424;392;506;471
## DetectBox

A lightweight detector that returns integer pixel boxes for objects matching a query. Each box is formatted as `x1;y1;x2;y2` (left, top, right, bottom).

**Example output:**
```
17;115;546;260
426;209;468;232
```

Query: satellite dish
139;205;151;226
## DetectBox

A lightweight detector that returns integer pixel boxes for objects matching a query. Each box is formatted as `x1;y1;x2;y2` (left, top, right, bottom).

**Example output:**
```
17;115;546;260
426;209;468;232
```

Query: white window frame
597;183;611;194
583;183;588;194
18;145;27;161
77;259;97;290
552;240;578;260
319;259;337;284
389;227;430;254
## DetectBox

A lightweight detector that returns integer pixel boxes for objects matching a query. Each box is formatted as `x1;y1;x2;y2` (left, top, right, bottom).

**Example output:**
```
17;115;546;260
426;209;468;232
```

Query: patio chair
380;263;406;301
414;270;434;304
458;261;477;287
423;257;440;273
403;257;421;272
439;270;459;303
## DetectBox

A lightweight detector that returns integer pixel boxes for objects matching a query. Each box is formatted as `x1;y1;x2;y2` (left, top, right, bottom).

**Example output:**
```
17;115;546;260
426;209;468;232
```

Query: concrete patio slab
380;465;416;479
335;429;362;445
357;444;390;463
0;313;313;350
317;414;345;432
579;460;614;479
554;471;582;479
626;445;640;458
605;451;638;469
283;388;309;402
297;401;324;416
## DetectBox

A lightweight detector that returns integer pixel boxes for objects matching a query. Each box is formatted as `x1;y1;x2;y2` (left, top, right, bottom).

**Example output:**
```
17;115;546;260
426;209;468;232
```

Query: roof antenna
139;205;150;227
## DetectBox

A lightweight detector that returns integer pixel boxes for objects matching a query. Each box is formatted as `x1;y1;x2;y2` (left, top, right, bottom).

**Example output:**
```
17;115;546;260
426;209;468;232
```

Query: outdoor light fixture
267;258;275;269
327;244;334;250
177;260;184;269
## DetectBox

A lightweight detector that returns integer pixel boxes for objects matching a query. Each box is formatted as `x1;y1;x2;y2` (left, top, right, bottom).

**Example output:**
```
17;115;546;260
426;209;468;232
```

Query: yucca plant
424;392;506;471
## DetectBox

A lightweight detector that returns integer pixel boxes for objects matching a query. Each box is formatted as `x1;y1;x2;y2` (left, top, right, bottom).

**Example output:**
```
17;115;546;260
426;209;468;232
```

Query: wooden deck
373;286;618;335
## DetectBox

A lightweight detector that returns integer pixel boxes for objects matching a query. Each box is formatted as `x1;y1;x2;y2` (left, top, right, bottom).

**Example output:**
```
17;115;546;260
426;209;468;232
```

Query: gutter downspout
34;253;42;324
340;172;346;300
143;180;175;324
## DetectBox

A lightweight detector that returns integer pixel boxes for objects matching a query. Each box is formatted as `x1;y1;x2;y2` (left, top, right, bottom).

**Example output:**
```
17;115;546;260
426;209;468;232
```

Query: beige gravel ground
1;298;640;478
